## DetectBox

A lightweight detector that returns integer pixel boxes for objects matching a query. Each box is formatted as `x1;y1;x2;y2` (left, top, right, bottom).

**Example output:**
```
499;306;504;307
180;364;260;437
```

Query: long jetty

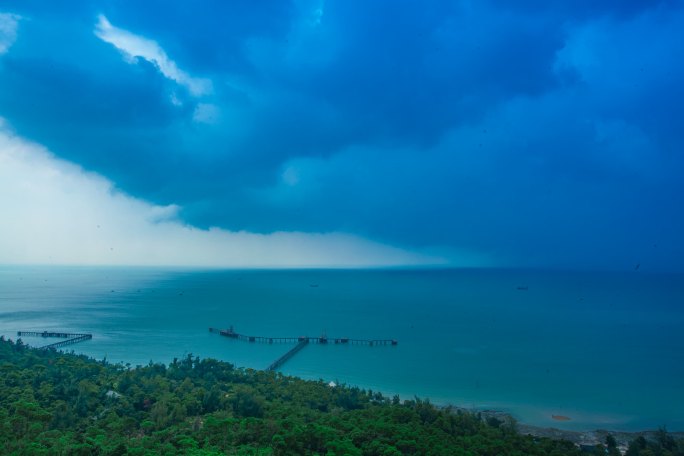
209;326;397;372
209;327;398;346
17;331;93;350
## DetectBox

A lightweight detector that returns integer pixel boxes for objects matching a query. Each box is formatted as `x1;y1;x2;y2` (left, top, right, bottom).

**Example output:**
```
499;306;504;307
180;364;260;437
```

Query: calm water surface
1;266;682;431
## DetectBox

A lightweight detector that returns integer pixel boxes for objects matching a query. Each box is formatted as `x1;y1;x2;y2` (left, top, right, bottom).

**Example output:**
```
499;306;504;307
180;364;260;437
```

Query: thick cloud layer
0;125;445;267
0;1;683;269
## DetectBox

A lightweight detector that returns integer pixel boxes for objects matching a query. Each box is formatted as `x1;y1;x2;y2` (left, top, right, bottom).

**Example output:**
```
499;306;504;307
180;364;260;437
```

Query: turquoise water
1;266;682;431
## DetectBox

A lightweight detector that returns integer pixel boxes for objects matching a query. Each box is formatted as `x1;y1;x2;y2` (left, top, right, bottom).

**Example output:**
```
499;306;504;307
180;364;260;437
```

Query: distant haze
0;2;683;270
0;128;452;267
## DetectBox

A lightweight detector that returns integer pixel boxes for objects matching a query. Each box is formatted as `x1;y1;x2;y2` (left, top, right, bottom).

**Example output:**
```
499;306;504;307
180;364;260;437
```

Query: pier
17;331;93;350
209;326;397;371
209;326;398;346
266;339;309;371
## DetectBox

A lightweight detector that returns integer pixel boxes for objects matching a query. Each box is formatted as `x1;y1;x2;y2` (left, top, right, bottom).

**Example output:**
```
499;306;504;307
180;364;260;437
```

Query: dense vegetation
0;337;681;455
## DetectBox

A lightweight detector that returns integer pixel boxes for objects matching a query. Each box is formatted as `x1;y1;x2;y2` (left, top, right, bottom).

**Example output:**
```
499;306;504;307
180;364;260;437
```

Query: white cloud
192;103;220;124
0;12;20;55
294;0;325;27
0;123;444;268
281;165;300;186
94;15;212;97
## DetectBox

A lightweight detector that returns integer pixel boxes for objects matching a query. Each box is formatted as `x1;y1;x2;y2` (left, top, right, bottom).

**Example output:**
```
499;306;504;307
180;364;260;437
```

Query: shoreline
8;333;682;443
519;424;684;452
8;333;684;450
453;407;684;450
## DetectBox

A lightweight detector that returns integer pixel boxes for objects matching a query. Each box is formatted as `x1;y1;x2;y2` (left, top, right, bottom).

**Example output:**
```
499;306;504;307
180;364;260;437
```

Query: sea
1;265;682;432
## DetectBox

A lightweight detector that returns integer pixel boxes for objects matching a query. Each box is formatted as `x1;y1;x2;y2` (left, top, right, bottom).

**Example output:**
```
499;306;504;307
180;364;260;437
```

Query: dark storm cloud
287;1;564;144
487;0;680;19
100;0;294;74
1;0;683;269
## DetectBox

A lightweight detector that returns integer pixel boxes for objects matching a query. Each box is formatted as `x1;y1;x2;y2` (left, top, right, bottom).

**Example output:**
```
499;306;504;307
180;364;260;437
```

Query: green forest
0;337;681;455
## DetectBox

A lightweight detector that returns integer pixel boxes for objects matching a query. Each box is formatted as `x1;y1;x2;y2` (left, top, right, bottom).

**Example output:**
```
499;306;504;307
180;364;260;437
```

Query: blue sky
0;1;683;269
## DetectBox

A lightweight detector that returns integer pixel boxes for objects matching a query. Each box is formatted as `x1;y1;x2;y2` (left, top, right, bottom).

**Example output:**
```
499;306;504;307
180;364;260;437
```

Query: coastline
8;332;683;452
454;407;684;451
10;333;683;442
518;424;684;453
3;267;684;443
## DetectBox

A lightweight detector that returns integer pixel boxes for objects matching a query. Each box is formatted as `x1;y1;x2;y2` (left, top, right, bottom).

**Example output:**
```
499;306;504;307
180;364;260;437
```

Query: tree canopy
1;337;681;455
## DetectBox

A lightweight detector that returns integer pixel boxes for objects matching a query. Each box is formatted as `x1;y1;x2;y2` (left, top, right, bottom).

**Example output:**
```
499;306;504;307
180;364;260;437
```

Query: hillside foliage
0;337;681;455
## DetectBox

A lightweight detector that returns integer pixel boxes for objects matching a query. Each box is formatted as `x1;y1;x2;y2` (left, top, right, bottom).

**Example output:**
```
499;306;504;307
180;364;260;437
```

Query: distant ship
516;286;528;291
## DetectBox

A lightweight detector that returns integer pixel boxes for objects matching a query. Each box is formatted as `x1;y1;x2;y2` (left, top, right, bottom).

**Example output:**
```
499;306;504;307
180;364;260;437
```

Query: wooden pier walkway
210;326;397;371
17;331;93;350
266;339;309;371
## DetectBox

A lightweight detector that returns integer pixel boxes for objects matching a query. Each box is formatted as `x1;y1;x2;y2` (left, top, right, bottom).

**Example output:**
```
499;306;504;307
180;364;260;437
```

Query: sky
0;1;683;270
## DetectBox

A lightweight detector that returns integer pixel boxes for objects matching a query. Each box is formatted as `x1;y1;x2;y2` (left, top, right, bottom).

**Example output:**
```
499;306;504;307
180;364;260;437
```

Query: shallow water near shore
1;265;682;432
